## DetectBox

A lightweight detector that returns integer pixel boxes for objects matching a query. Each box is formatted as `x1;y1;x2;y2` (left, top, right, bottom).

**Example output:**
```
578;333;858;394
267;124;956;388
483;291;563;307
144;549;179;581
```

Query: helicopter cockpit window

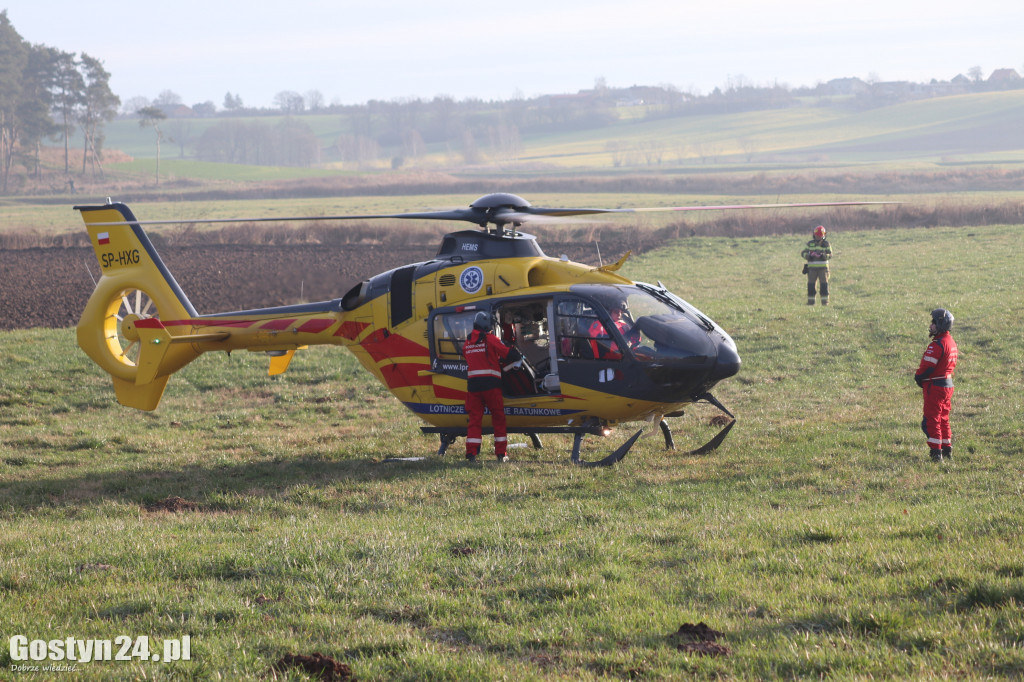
570;284;710;362
432;310;479;360
556;299;603;360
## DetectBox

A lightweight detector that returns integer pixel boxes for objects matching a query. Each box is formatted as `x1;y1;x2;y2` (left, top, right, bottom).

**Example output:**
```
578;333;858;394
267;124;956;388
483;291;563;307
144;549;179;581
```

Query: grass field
1;223;1023;679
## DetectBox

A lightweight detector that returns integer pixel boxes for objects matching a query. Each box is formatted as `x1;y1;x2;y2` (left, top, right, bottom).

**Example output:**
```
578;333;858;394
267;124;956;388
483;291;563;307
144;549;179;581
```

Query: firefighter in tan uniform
801;225;832;305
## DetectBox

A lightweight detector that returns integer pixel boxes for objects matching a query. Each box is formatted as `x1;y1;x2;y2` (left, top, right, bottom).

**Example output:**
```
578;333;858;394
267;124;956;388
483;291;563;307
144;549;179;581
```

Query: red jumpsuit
588;315;640;360
915;330;958;452
462;328;513;458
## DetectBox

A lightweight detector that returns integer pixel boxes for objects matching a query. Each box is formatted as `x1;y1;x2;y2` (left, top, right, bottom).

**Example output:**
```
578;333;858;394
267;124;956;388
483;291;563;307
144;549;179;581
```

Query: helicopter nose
708;339;741;383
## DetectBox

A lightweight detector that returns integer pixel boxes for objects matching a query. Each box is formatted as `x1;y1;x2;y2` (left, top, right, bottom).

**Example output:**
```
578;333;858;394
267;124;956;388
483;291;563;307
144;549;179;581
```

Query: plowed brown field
0;238;633;330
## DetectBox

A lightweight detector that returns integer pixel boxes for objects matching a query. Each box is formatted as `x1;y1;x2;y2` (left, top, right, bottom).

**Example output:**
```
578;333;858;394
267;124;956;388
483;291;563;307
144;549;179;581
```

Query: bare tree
120;96;150;115
77;53;119;177
154;89;183;108
739;136;759;162
137;105;167;185
304;89;324;111
403;128;425;159
273;91;304;113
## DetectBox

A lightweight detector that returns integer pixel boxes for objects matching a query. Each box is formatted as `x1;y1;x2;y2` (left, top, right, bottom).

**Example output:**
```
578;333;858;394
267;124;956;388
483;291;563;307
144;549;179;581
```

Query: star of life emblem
460;266;484;294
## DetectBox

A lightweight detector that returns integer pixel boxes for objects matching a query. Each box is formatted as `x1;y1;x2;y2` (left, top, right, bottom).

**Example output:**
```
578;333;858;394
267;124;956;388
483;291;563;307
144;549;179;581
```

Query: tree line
0;11;121;192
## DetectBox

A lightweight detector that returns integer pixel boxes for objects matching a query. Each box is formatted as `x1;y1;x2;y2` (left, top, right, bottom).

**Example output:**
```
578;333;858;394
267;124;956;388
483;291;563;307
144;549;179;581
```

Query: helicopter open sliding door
427;297;562;397
492;298;558;396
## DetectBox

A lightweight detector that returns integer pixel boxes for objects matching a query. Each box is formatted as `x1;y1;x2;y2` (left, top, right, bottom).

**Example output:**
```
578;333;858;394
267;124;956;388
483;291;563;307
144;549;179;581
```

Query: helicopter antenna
595;241;604;267
81;259;97;287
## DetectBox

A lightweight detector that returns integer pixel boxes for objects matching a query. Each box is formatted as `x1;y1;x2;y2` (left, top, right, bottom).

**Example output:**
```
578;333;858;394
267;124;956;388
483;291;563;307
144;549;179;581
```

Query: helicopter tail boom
76;202;203;411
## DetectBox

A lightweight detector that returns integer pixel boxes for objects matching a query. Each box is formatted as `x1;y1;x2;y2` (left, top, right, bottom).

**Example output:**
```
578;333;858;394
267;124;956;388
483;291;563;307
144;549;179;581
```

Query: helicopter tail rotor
76;202;207;410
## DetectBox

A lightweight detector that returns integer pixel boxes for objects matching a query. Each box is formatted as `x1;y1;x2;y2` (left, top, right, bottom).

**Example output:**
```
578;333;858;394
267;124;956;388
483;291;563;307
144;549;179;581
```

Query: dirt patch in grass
670;622;731;657
143;496;200;513
274;652;354;681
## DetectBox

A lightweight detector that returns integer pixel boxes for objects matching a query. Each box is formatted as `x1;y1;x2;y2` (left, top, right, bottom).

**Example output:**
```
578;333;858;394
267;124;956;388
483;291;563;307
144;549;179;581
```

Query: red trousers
922;384;953;449
466;387;507;456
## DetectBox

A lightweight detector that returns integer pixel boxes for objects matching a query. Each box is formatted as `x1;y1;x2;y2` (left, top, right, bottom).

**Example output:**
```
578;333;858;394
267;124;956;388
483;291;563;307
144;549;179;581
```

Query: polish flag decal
97;232;110;245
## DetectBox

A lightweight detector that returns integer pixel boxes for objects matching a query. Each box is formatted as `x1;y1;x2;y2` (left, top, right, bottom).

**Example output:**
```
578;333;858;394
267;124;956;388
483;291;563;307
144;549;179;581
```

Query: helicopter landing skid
683;392;737;455
570;428;643;467
422;425;634;466
687;419;735;455
426;427;553;457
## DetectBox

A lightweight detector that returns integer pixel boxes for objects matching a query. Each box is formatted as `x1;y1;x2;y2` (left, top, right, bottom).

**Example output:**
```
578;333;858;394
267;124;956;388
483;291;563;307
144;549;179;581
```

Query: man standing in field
462;311;517;462
801;225;832;305
915;308;958;462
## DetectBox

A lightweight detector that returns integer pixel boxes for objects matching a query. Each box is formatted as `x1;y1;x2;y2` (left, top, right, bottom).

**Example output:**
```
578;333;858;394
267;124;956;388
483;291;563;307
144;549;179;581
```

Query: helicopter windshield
562;285;715;363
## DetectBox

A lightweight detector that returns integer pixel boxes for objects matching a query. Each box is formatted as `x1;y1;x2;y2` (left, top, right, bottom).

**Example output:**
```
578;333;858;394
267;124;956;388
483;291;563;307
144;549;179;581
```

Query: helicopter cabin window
556;298;612;361
432;310;479;360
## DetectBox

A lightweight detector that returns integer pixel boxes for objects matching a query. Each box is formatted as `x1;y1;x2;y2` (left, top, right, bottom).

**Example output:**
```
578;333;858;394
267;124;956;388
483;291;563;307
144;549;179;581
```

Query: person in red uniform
589;306;640;360
462;311;517;462
915;308;958;462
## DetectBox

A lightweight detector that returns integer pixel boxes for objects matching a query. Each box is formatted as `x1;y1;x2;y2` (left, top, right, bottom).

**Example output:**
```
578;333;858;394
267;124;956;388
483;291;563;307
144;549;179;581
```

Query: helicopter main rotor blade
82;209;485;228
632;200;898;213
83;197;898;229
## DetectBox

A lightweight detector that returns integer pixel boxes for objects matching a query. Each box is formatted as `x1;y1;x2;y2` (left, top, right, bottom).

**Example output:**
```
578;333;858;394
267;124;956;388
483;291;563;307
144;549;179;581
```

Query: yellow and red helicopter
75;193;885;465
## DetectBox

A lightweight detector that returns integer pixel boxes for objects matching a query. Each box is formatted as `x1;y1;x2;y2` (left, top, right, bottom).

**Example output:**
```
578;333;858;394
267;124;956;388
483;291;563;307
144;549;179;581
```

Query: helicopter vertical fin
268;349;297;376
76;202;203;411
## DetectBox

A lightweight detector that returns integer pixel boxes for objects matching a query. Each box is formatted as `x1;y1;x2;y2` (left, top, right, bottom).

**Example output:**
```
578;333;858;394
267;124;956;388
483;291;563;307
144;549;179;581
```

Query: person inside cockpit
588;305;640;360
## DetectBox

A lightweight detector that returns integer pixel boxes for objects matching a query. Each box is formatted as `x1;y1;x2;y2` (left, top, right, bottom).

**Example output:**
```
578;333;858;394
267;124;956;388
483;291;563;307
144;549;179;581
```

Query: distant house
988;68;1022;87
160;104;196;118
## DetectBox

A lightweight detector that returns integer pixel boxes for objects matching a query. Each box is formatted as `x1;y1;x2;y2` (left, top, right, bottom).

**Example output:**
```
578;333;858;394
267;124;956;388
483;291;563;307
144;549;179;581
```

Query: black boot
942;446;952;460
929;449;943;462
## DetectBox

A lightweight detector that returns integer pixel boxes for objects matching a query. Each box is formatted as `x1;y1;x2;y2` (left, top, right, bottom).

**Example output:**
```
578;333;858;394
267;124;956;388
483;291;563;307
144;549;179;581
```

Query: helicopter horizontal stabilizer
597;250;631;272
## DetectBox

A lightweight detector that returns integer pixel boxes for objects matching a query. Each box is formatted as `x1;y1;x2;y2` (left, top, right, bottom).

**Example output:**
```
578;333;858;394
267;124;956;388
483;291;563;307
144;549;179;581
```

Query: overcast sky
5;0;1023;109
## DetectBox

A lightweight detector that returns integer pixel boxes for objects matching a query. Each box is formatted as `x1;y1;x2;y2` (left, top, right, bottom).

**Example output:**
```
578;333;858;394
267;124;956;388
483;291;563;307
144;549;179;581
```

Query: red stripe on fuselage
260;318;296;330
360;328;429;364
335;321;370;340
380;362;431;390
296;319;336;334
433;384;467;401
172;319;257;329
358;329;431;390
